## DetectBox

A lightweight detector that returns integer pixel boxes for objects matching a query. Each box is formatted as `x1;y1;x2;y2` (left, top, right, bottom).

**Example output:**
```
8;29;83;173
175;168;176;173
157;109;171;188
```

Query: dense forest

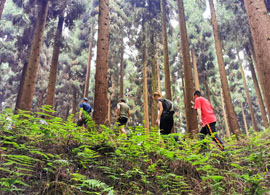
1;0;270;194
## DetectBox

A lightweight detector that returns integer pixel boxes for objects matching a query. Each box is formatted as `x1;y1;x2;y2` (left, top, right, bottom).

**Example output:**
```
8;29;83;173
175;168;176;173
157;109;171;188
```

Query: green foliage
0;110;270;194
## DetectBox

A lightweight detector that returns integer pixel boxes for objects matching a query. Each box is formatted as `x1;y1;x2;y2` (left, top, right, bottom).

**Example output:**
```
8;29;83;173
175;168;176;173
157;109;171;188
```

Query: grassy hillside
0;109;270;194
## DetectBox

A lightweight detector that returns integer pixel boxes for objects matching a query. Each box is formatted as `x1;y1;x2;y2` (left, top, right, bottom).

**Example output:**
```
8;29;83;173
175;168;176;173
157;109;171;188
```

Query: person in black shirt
152;91;174;135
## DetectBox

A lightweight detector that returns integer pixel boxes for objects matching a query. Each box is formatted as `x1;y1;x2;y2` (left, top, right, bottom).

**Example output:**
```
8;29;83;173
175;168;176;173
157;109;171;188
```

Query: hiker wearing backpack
78;97;92;127
153;91;175;135
193;90;224;151
116;99;130;134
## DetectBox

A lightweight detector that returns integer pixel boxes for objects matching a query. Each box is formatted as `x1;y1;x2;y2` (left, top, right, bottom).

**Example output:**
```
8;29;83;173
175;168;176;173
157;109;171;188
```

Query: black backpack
159;99;175;115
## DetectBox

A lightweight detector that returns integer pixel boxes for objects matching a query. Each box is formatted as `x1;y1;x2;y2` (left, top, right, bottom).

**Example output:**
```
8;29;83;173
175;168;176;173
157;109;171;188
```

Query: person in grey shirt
116;99;130;134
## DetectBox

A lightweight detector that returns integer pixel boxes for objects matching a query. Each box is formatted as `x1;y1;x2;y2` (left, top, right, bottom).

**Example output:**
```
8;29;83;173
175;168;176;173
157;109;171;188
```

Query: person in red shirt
194;90;224;151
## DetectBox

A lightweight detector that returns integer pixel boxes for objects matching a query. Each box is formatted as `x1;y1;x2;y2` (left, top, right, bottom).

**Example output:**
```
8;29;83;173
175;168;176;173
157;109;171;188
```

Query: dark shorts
77;113;91;126
160;113;174;135
118;117;128;126
200;122;217;135
200;122;224;150
77;118;87;126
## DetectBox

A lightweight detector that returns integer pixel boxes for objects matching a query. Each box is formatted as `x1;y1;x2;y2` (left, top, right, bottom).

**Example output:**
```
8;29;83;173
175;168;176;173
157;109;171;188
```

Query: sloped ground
0;110;269;194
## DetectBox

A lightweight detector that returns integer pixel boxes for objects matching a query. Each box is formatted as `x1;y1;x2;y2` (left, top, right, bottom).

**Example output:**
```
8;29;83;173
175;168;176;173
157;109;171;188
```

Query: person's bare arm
79;109;83;120
197;108;203;125
155;101;163;126
116;105;120;119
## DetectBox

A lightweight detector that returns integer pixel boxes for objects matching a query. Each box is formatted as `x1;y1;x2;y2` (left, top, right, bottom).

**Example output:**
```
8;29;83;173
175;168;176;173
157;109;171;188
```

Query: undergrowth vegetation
0;108;270;194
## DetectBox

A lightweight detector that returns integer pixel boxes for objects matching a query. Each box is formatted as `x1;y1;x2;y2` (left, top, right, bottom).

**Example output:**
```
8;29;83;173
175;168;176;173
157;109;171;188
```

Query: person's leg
159;115;166;135
160;115;171;135
159;114;174;135
118;117;127;134
120;126;126;134
199;126;208;150
82;118;87;127
168;115;174;133
77;119;83;126
199;126;208;140
206;122;224;151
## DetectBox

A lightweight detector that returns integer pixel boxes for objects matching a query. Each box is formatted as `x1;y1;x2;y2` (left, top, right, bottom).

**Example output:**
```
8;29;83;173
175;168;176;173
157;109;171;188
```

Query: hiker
40;115;48;126
116;99;130;134
153;91;174;135
193;90;225;151
78;97;92;127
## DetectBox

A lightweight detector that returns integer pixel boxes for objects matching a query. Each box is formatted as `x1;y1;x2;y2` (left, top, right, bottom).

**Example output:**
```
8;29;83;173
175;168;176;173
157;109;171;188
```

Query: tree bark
241;102;249;136
249;57;269;128
143;46;150;133
120;38;124;99
65;104;70;121
37;88;46;116
45;15;64;108
84;22;94;98
160;0;172;100
93;0;110;125
177;0;198;135
107;95;111;126
17;0;49;111
14;62;28;114
142;17;150;132
0;0;6;20
157;57;161;92
237;53;259;132
72;86;77;116
244;0;270;122
209;0;240;137
249;65;269;127
246;45;269;128
192;49;200;91
220;89;230;137
150;40;158;128
54;101;58;113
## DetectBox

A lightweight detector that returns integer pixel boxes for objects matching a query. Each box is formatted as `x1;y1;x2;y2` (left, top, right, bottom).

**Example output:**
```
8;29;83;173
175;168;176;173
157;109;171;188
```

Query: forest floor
0;109;270;195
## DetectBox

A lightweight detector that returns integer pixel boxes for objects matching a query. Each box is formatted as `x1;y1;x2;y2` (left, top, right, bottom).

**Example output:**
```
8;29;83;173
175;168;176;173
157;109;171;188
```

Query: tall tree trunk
220;89;230;137
65;105;70;121
72;87;77;116
244;0;270;121
237;53;259;132
249;67;269;128
241;102;249;136
192;49;200;91
17;0;49;111
143;46;150;132
120;38;124;99
39;89;46;108
45;15;64;108
160;0;172;100
246;45;269;128
248;56;269;129
209;0;240;136
14;62;28;114
177;0;198;135
108;96;111;126
84;22;94;98
54;101;58;113
37;88;46;116
93;0;110;125
149;33;158;128
157;57;161;92
178;40;185;102
0;0;6;20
